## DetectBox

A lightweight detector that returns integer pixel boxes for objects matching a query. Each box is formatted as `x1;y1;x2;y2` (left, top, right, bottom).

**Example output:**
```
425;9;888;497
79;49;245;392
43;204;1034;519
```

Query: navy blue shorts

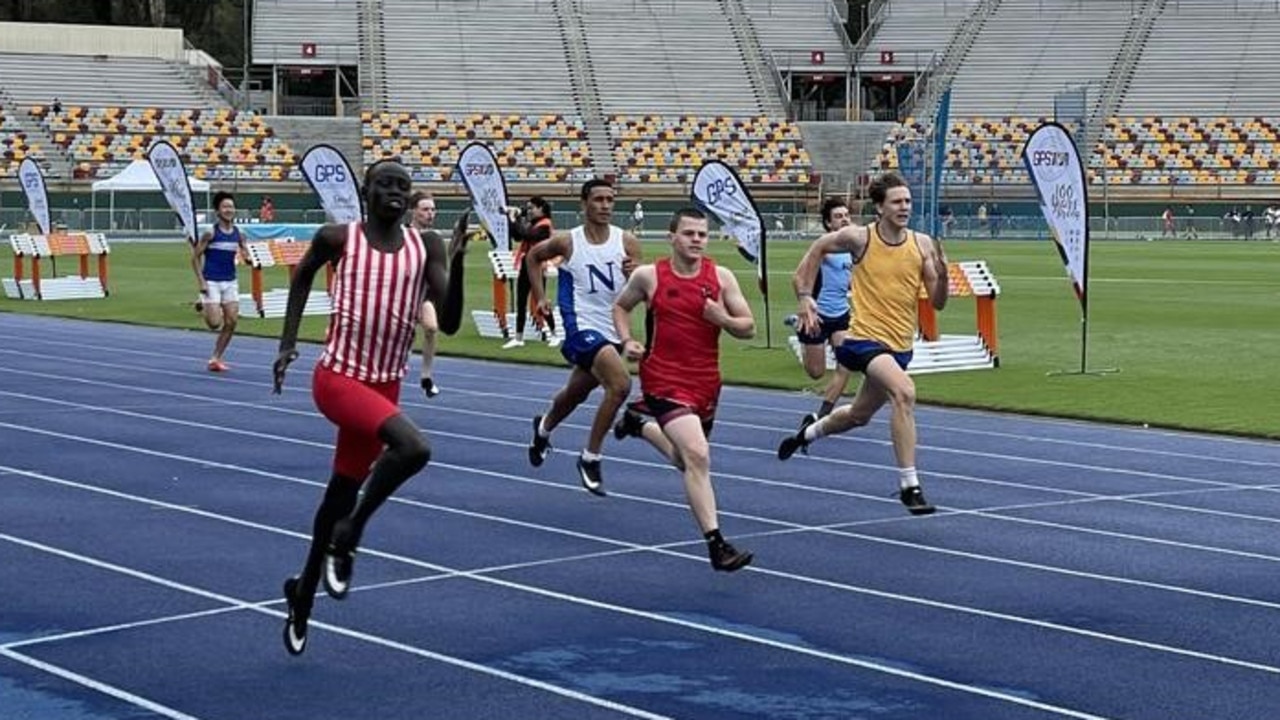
796;311;850;346
560;329;619;371
834;338;913;373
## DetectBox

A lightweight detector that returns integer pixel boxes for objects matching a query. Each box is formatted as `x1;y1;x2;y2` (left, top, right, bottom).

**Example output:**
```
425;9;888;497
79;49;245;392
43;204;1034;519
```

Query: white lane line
0;530;673;720
0;647;205;720
7;337;1279;464
6;442;1280;684
0;497;1116;720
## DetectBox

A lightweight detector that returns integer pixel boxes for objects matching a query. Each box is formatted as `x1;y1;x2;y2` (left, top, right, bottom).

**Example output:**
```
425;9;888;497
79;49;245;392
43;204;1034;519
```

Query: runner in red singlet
611;208;756;572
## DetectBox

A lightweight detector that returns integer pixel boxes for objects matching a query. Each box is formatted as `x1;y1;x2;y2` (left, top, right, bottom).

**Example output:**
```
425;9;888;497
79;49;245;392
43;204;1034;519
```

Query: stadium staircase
721;0;789;117
358;0;388;111
552;0;616;177
267;115;362;171
1086;0;1165;156
905;0;1000;121
172;62;232;110
797;120;895;191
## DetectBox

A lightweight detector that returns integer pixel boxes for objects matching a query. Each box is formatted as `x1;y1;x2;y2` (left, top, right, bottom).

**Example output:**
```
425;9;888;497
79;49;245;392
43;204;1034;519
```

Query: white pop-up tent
90;159;211;232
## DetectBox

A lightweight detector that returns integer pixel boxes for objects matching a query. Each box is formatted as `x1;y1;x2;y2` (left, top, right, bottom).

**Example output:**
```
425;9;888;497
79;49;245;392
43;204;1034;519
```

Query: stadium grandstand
867;0;1280;199
1;0;1280;219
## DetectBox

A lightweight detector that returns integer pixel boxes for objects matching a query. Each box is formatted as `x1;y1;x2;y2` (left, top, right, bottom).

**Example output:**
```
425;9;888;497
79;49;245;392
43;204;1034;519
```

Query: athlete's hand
272;348;298;394
536;298;554;323
933;238;949;275
622;254;637;277
621;338;645;361
796;295;819;336
702;296;732;329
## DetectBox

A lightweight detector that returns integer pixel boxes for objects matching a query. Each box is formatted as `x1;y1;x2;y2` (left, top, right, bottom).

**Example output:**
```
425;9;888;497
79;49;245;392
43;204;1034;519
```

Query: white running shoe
502;338;525;349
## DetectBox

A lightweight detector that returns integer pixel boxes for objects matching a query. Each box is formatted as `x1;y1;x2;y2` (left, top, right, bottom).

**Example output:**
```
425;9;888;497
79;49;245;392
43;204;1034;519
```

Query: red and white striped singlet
319;222;427;383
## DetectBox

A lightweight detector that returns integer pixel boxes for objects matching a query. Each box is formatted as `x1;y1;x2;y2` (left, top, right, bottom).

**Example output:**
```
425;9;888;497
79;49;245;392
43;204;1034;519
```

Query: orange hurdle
5;232;110;300
243;239;333;318
917;261;1000;366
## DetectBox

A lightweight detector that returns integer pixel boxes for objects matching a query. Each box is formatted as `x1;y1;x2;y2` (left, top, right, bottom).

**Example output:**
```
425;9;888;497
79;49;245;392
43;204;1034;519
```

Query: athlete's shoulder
312;222;351;252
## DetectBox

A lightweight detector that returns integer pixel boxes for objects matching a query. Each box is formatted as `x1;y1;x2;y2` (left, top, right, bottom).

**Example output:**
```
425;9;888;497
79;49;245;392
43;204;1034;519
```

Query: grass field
2;237;1277;437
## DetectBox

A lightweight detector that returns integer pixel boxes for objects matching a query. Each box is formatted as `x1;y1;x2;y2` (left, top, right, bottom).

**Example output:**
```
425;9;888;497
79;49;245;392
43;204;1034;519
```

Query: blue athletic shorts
834;338;913;373
561;329;619;371
796;311;850;346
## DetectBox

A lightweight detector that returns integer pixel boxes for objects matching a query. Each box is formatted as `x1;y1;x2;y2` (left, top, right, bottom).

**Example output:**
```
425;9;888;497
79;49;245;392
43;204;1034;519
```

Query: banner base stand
1046;367;1120;377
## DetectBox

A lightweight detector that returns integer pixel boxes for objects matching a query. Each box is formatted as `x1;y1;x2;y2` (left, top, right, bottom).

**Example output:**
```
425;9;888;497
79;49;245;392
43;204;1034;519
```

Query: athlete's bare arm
527;230;573;317
191;231;213;291
793;224;868;333
429;212;472;335
272;224;346;392
917;232;949;311
706;266;754;340
612;264;656;360
621;232;643;277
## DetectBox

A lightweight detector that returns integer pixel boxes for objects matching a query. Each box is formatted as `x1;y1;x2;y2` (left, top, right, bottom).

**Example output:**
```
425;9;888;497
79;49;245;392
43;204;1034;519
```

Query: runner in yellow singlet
777;172;949;516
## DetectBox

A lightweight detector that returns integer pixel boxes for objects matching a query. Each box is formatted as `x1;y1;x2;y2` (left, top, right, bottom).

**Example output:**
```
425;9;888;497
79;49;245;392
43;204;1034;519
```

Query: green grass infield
3;237;1277;438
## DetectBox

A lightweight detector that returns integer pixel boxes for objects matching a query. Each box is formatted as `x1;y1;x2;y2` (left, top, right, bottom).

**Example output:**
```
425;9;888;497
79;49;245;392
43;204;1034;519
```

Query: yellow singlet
849;224;923;352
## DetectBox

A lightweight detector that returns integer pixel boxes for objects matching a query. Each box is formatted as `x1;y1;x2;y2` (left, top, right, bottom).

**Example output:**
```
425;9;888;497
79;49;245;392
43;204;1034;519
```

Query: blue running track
2;313;1279;719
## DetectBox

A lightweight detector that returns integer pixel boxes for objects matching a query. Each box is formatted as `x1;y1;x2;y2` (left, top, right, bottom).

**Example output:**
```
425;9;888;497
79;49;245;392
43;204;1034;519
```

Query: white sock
537;417;551;438
898;467;920;490
803;417;828;442
581;449;602;462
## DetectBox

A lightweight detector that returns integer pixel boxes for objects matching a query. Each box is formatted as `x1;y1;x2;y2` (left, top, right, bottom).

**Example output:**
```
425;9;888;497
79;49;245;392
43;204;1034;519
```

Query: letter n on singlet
586;262;617;294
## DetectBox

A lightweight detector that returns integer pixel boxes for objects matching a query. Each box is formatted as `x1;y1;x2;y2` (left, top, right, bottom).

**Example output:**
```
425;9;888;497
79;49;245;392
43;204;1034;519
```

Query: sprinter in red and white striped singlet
270;160;471;656
319;220;427;383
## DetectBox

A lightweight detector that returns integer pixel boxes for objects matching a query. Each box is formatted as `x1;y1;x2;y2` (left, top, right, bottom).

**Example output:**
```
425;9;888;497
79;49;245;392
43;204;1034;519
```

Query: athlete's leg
211;300;238;361
293;471;360;607
420;300;439;379
541;366;599;435
342;414;430;537
800;342;826;379
201;292;223;331
662;413;752;571
585;345;631;455
513;267;532;338
817;371;889;436
662;414;716;531
862;354;917;470
818;366;854;417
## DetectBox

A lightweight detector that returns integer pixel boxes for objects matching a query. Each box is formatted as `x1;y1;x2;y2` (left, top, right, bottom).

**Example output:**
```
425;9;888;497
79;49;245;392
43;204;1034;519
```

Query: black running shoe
709;541;754;572
801;412;819;428
613;409;645;441
577;457;606;496
323;518;358;600
899;486;937;516
777;414;817;460
528;415;551;467
421;377;440;398
282;576;309;656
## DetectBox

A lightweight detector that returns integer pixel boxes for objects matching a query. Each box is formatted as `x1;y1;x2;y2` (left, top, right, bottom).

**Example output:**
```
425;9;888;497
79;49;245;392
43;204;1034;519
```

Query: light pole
242;0;251;109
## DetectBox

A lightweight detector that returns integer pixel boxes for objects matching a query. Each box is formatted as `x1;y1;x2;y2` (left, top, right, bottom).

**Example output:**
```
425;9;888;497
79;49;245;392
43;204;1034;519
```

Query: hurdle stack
3;232;110;300
241;239;332;318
